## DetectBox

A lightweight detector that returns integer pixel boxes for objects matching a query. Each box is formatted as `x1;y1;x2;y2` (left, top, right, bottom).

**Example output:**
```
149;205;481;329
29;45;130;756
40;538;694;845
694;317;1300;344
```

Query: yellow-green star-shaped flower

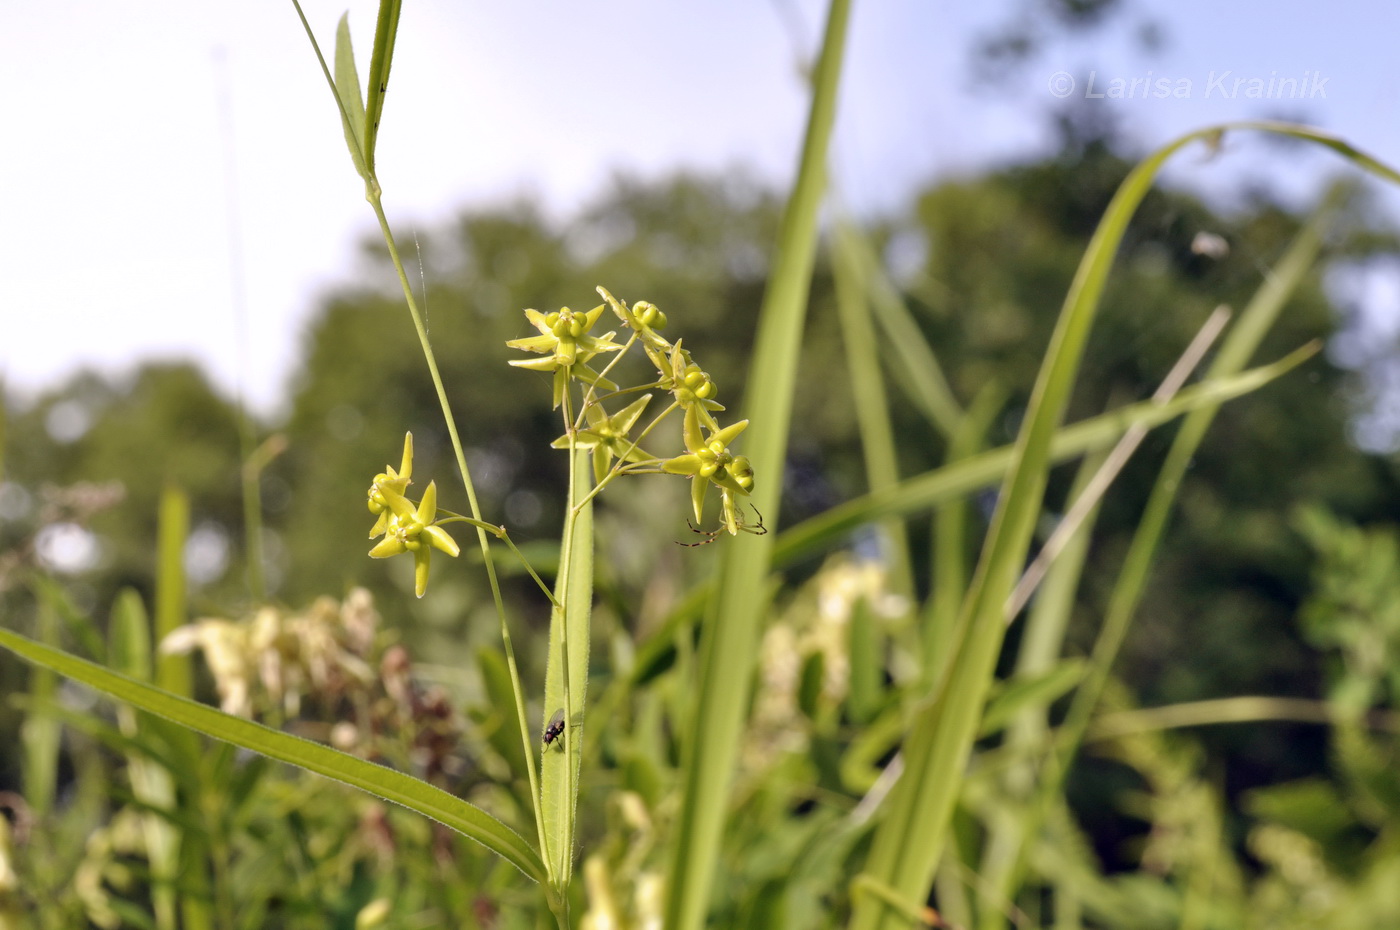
661;408;755;533
368;480;460;598
597;286;671;373
663;341;725;433
506;304;624;408
551;394;657;482
367;432;414;538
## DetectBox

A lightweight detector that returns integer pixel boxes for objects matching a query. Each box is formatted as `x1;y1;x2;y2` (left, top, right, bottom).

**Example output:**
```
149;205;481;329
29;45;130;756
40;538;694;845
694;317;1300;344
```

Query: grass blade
19;598;59;817
0;625;547;884
831;218;915;601
662;2;851;927
110;589;180;930
995;182;1360;921
850;122;1400;930
155;486;191;697
837;218;963;436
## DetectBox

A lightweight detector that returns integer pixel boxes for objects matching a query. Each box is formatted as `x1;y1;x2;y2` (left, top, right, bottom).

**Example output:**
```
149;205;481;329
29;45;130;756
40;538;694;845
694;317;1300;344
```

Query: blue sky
3;0;1397;418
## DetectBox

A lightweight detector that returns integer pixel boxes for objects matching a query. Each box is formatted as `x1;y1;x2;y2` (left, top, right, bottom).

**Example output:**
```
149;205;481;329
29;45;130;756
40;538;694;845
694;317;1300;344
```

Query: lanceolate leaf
0;625;546;884
363;0;403;176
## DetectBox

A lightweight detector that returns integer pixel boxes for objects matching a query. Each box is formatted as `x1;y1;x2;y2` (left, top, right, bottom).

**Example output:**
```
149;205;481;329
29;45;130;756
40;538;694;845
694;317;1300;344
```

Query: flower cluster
161;588;381;718
365;433;459;597
508;286;763;540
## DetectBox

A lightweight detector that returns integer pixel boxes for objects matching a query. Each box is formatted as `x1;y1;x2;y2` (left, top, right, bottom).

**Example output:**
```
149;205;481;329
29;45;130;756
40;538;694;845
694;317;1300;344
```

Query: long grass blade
662;2;851;927
831;218;915;600
110;590;180;930
0;625;547;884
839;218;963;436
850;122;1400;930
995;180;1357;920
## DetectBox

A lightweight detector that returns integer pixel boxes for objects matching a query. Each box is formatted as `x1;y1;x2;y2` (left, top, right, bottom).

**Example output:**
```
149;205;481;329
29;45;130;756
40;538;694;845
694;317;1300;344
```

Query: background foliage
2;9;1400;926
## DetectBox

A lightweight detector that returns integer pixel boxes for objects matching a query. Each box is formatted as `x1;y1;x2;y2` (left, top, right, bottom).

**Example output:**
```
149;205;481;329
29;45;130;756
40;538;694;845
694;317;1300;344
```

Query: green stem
435;512;560;608
365;188;548;872
237;415;265;601
573;332;641;430
572;400;682;512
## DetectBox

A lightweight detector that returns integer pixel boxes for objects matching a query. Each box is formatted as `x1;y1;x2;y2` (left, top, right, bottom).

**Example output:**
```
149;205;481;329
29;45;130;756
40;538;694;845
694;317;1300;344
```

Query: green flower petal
424;524;459;558
414;546;431;598
369;536;405;559
690;475;709;524
663;453;703;476
510;356;560;372
712;419;749;447
582;303;607;330
505;335;557;353
416;481;439;524
397;433;414;481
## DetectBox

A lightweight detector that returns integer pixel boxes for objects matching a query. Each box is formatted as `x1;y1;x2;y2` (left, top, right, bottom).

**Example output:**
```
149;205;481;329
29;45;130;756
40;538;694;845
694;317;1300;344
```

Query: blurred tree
3;363;244;613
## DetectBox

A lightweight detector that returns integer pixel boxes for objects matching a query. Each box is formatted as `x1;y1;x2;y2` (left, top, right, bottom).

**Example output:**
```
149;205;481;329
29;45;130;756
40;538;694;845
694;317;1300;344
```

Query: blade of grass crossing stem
110;589;181;930
778;347;1314;566
831;218;915;602
0;625;548;884
542;450;594;887
1001;183;1356;920
625;348;1316;703
850;122;1400;930
663;2;850;928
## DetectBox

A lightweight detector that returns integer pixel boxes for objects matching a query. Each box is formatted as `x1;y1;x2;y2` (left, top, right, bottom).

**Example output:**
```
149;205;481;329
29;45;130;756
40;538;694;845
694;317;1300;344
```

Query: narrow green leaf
831;219;915;601
663;3;851;928
658;5;845;930
19;599;60;816
975;444;1109;925
846;598;881;725
289;1;368;182
110;588;152;680
542;450;594;886
977;660;1086;738
363;0;403;177
334;13;370;180
924;383;1004;689
850;123;1400;930
110;588;180;930
0;625;546;884
837;218;963;436
1002;181;1367;918
155;486;190;697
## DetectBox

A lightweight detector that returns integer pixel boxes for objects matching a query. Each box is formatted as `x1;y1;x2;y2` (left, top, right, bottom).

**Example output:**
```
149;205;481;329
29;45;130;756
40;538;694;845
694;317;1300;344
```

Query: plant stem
365;188;549;870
